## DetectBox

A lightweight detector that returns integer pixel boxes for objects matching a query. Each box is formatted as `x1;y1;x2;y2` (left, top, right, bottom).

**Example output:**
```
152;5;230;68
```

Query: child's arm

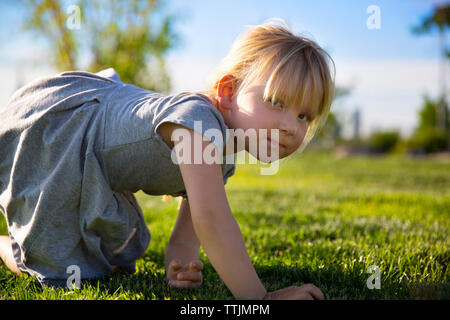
158;123;324;300
160;124;265;299
164;198;204;288
165;198;200;262
179;145;266;299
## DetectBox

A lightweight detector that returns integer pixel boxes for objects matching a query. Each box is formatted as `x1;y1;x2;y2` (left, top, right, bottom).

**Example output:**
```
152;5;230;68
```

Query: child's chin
257;153;281;163
246;147;282;163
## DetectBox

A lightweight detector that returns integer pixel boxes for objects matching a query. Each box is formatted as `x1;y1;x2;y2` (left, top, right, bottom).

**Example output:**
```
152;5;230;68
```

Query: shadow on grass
76;251;450;300
1;249;448;300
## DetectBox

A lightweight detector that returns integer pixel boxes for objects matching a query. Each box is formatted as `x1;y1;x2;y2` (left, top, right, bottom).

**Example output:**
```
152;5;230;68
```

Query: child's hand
166;259;204;289
264;284;325;300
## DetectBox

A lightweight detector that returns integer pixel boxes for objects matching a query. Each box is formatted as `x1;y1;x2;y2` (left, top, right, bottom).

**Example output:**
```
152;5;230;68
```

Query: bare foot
0;235;21;275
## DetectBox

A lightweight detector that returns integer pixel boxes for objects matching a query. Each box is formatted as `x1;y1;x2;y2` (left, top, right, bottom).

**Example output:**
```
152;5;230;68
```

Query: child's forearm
167;198;200;246
163;195;266;298
165;198;200;268
192;209;267;300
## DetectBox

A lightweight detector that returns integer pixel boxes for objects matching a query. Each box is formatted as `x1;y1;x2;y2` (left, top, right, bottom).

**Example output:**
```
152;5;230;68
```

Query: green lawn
0;150;449;299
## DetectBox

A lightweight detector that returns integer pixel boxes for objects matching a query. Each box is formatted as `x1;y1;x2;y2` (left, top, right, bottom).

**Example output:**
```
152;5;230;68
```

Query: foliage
417;95;439;131
411;4;450;59
412;4;450;32
407;127;449;154
22;0;179;93
406;95;450;154
368;130;401;154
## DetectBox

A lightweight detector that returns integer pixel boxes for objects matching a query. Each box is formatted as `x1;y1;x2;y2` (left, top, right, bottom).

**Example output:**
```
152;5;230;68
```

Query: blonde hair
190;19;336;154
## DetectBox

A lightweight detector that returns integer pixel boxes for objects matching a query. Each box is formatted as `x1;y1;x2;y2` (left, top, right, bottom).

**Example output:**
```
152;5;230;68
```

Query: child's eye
264;96;284;110
271;99;283;109
298;114;309;121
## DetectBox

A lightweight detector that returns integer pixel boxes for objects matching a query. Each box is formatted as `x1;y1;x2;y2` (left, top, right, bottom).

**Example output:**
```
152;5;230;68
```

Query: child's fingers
168;260;182;271
189;260;203;271
177;270;202;283
168;279;202;289
301;284;325;300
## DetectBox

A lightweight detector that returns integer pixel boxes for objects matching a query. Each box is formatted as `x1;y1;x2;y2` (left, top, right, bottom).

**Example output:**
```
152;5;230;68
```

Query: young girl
0;20;335;299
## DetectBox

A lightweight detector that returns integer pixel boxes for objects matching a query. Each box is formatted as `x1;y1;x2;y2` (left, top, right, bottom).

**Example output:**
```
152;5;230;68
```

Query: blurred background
0;0;449;157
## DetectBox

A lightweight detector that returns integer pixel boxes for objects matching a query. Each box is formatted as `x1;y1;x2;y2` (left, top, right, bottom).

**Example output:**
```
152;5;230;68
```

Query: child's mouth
267;137;285;149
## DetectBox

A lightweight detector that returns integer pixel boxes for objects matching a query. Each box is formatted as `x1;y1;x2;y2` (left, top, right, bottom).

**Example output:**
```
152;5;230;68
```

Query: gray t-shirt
0;68;235;286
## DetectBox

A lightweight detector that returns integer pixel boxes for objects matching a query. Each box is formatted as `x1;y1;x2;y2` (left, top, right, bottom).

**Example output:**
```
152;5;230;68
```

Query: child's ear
217;74;236;110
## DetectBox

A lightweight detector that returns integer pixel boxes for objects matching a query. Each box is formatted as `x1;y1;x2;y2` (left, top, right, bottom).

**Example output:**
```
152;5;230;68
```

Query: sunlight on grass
0;150;449;299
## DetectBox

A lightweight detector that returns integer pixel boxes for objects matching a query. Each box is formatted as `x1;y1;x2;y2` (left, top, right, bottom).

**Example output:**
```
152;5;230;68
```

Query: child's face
222;76;315;160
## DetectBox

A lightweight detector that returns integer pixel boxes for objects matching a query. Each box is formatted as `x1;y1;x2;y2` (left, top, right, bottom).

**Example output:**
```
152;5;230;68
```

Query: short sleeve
222;156;236;185
180;156;234;202
152;92;236;198
95;68;122;83
153;93;229;154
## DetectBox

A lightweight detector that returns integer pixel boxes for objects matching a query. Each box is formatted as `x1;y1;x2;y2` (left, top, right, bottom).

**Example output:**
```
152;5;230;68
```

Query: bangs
262;44;335;125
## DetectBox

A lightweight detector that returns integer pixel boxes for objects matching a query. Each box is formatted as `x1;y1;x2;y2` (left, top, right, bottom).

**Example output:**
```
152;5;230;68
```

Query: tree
412;4;449;137
407;95;449;154
417;95;438;132
22;0;179;93
412;5;450;58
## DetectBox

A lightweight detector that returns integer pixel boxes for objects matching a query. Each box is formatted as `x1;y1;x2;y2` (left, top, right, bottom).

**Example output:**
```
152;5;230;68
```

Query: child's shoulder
156;92;227;148
167;91;216;113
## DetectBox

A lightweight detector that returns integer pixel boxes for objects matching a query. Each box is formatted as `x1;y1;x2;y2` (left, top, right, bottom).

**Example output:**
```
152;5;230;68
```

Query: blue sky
166;0;442;60
0;0;448;138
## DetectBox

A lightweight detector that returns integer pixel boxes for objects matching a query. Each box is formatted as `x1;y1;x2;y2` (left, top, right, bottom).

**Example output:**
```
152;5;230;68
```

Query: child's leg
0;235;21;275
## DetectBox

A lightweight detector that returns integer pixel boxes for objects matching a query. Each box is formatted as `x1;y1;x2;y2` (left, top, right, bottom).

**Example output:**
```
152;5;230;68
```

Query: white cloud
333;58;448;138
0;64;56;109
0;39;56;108
166;53;221;94
335;59;444;95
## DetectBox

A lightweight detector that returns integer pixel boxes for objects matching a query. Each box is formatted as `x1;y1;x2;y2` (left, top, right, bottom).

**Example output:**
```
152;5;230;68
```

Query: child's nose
279;113;298;137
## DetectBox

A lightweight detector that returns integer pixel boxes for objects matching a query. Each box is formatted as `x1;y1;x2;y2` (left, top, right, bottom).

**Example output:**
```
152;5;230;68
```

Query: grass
0;150;449;300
